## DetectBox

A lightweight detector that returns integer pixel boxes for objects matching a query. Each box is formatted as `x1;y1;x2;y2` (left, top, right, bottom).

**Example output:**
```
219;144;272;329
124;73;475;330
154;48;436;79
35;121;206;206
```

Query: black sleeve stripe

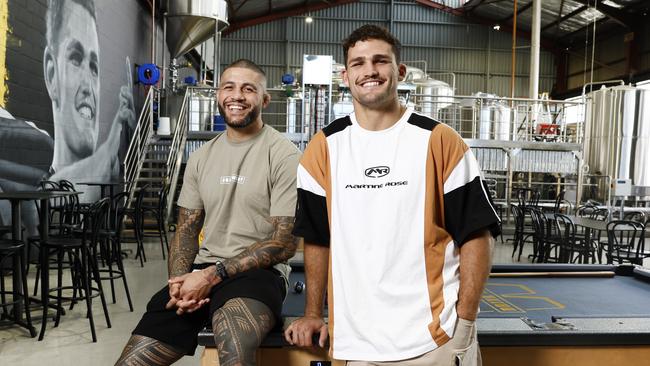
322;116;352;137
444;176;501;246
407;112;440;131
292;188;330;247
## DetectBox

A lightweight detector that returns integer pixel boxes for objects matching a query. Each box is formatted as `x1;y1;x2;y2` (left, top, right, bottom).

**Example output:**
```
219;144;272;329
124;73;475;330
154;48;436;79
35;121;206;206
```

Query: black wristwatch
215;260;229;280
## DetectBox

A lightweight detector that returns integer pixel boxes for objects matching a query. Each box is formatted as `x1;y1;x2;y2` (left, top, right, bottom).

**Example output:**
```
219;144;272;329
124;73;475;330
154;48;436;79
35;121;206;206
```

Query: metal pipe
200;43;205;84
510;0;518;99
162;13;167;91
213;20;218;87
216;32;221;85
151;0;155;64
506;149;513;223
486;30;491;92
402;60;428;76
529;0;541;99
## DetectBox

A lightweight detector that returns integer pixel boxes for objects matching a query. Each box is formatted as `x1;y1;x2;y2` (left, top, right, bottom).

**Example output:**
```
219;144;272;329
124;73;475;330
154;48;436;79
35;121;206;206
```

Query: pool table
199;263;650;366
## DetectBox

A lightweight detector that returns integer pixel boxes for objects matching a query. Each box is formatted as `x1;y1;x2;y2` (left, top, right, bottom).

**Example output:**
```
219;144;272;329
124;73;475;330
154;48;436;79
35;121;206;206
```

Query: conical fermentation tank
166;0;228;59
584;85;650;187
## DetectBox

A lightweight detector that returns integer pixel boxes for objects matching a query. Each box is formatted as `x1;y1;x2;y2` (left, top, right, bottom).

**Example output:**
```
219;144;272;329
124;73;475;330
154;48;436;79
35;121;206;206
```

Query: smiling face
217;67;269;130
342;39;405;110
46;0;100;160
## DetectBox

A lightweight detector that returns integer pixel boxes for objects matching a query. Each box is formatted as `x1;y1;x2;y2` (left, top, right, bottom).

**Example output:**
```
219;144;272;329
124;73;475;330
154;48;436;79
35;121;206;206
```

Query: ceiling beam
224;0;358;35
570;0;640;28
558;17;611;45
413;0;465;16
499;1;533;23
416;0;560;53
541;5;588;32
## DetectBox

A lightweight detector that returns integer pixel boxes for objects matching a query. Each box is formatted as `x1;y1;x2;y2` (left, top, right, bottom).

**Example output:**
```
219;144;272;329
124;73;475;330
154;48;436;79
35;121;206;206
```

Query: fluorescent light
305;16;313;24
493;24;501;30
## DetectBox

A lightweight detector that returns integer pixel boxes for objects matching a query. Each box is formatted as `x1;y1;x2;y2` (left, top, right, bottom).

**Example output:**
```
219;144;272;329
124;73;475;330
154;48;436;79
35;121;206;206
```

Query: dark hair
222;59;267;87
342;25;401;65
47;0;97;53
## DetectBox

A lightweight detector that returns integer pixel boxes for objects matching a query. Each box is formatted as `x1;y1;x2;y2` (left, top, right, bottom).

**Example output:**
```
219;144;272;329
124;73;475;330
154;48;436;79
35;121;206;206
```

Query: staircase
138;138;171;206
124;86;192;227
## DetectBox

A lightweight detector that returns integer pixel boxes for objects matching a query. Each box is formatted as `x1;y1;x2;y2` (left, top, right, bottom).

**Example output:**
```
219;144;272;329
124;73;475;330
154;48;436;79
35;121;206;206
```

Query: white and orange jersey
293;109;500;361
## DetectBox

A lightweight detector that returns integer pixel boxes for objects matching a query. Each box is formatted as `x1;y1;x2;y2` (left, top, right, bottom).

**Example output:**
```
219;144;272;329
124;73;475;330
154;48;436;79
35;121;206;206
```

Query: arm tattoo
168;206;205;278
222;216;298;277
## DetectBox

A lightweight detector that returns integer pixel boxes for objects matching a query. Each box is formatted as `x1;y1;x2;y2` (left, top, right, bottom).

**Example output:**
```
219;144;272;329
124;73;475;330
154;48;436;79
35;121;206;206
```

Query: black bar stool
38;198;112;342
95;192;134;311
0;239;36;337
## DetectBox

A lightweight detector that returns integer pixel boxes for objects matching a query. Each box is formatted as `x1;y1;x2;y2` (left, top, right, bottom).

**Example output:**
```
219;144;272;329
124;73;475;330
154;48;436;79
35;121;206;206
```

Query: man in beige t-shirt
116;59;300;366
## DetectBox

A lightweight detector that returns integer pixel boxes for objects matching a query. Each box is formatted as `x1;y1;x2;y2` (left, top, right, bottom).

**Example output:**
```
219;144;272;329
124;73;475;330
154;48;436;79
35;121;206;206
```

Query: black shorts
132;266;286;355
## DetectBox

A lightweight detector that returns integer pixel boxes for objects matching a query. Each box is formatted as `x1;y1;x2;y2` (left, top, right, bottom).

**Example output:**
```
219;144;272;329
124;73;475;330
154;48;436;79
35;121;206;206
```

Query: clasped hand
165;269;214;315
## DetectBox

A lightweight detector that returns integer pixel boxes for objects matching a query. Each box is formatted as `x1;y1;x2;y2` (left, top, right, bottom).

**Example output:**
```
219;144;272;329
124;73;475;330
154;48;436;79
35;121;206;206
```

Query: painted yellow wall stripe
0;0;8;108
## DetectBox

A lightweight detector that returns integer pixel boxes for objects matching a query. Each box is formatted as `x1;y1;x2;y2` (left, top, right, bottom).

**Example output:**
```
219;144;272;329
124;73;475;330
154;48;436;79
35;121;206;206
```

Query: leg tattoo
212;298;275;366
115;334;185;366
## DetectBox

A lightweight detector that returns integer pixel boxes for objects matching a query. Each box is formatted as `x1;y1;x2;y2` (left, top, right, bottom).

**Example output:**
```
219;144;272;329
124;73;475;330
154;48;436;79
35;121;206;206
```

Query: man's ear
262;92;271;108
43;46;59;109
397;63;407;82
342;68;350;87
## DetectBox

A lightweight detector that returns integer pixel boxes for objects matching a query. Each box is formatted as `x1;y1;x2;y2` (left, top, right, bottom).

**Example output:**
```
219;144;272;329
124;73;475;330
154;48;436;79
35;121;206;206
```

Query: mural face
45;0;101;165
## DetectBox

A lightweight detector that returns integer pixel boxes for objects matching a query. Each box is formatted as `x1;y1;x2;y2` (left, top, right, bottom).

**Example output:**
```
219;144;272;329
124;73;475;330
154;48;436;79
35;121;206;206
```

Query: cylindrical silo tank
473;93;511;140
414;78;453;120
584;85;650;187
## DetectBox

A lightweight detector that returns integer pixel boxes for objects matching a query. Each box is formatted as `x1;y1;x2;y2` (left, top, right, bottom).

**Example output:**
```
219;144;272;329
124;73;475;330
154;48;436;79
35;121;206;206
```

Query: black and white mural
0;0;161;234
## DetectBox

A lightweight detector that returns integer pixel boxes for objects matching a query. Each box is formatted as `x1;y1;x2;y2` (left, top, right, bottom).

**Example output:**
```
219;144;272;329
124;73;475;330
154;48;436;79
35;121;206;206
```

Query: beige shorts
346;318;481;366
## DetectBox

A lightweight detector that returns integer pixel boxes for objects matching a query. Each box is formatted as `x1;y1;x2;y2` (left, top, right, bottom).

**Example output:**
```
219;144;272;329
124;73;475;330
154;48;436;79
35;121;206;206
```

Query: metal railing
164;87;191;221
124;87;156;207
409;94;585;145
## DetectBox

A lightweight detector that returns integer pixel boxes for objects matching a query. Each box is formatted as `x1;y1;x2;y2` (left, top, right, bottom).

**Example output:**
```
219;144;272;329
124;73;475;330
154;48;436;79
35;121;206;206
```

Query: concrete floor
0;229;647;365
0;240;202;366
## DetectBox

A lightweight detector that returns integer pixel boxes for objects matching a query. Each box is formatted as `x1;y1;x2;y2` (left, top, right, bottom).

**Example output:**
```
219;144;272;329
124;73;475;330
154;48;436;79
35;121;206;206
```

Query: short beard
218;104;260;129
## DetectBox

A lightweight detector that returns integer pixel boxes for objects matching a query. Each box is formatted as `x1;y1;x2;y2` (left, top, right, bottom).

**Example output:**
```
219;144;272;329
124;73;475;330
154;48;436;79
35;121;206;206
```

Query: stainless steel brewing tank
188;89;216;131
452;94;511;140
476;93;511;140
414;79;453;120
166;0;228;58
583;85;650;187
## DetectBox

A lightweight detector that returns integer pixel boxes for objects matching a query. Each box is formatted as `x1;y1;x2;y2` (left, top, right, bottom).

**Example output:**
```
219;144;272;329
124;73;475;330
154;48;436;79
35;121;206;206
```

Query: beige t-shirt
177;125;300;280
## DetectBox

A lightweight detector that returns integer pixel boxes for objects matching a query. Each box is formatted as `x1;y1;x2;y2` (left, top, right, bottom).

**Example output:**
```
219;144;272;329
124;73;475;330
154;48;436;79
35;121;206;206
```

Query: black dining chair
606;220;648;265
516;188;540;208
576;204;596;217
555;214;598;264
510;204;534;261
529;208;562;263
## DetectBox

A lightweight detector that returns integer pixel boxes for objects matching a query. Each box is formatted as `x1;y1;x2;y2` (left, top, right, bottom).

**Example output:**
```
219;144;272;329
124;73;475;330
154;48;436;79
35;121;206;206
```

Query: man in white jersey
285;25;500;365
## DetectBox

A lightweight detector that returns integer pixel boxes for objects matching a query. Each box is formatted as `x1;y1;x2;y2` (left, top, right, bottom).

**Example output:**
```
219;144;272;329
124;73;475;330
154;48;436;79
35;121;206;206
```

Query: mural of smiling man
43;0;135;201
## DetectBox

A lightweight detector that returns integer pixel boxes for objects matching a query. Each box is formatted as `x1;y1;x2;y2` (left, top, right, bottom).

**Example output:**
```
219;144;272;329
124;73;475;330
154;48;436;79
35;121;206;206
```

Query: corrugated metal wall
219;0;557;97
